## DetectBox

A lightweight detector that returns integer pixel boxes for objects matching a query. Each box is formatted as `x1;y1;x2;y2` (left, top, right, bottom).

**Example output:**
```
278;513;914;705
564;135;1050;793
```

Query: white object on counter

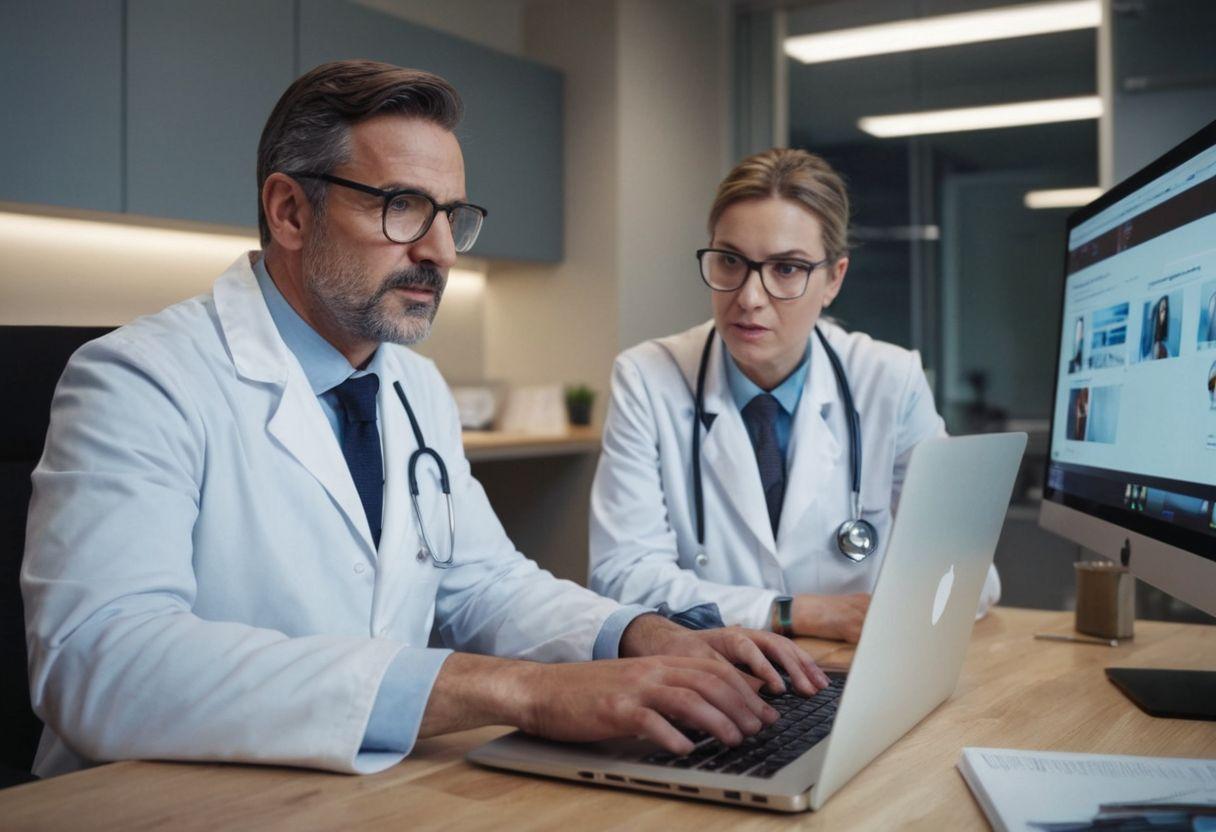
497;385;567;435
451;386;498;430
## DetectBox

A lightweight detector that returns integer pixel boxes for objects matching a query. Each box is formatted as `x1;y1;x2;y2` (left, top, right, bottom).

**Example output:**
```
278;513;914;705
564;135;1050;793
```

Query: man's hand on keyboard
619;614;830;697
419;617;830;757
519;655;779;755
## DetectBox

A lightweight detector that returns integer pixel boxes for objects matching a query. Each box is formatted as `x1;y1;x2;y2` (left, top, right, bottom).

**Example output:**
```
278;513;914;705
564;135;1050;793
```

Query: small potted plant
565;384;595;426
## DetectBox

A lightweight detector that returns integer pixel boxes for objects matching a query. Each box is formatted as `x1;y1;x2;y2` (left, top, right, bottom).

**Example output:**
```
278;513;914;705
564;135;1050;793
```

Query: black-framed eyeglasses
289;171;488;253
696;248;828;300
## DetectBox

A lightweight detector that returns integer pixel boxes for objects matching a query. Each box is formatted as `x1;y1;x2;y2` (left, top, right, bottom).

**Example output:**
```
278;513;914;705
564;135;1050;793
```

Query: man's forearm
419;615;687;740
617;612;689;658
417;653;541;738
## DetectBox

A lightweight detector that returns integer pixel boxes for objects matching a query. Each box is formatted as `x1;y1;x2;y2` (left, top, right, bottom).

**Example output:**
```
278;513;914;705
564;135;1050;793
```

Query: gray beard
302;231;445;347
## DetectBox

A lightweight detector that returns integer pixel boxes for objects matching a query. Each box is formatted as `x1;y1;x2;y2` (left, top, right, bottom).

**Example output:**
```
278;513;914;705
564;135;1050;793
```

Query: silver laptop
468;432;1027;812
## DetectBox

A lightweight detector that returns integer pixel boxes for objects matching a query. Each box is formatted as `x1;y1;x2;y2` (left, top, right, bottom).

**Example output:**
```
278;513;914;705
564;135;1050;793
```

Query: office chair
0;325;112;788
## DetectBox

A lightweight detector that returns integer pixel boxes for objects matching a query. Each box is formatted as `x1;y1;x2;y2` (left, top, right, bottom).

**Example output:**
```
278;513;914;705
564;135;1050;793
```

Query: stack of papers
958;747;1216;831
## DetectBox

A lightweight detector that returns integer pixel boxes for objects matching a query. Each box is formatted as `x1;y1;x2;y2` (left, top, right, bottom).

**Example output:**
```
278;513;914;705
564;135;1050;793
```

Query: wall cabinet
126;0;295;228
0;0;563;262
0;1;124;212
298;0;564;262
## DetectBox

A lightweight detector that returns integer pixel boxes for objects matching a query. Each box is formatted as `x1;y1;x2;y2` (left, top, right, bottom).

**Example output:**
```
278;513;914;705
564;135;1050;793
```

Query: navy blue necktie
742;393;785;536
332;374;383;548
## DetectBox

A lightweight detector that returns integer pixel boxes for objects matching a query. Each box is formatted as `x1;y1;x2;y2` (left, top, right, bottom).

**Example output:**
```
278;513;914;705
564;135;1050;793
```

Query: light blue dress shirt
254;259;646;752
722;344;810;462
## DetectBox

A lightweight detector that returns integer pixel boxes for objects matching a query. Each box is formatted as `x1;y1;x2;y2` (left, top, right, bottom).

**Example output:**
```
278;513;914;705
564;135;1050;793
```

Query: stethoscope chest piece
836;518;877;563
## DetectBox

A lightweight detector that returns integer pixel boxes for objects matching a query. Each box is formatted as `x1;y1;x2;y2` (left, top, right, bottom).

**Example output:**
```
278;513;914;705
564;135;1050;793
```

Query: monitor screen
1045;127;1216;562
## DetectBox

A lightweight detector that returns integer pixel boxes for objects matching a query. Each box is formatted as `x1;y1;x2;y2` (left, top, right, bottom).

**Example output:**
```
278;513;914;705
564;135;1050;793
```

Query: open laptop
468;432;1027;812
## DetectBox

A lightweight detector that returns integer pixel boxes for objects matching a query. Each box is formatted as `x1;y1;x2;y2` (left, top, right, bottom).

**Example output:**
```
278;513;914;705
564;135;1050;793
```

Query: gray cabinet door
0;1;123;212
125;0;295;228
298;0;564;262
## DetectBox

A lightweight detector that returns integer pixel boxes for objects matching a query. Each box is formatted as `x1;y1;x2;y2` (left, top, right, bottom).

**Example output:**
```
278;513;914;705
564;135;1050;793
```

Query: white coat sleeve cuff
354;646;454;773
592;605;654;660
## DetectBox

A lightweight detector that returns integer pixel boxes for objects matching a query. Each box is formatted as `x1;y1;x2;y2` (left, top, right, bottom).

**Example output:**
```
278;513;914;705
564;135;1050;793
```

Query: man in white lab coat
21;61;829;778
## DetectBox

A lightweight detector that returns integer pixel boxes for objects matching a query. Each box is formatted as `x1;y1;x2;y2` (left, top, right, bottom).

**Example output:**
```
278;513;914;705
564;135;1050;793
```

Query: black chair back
1;325;112;782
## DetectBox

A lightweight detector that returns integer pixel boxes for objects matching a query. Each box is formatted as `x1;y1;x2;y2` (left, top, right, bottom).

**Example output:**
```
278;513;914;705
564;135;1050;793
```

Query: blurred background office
3;0;1215;620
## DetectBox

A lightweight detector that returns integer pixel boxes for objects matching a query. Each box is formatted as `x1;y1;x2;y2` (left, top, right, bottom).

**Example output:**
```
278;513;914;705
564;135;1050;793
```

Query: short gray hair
256;60;463;245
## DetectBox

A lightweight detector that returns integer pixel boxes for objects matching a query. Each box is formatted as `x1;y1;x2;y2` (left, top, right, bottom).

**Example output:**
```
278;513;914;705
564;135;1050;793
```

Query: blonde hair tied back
709;148;850;263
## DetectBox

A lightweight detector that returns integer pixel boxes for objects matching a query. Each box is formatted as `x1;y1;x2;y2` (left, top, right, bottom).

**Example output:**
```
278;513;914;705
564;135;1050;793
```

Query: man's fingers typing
731;634;786;694
634;707;695;756
645;686;744;747
660;667;766;733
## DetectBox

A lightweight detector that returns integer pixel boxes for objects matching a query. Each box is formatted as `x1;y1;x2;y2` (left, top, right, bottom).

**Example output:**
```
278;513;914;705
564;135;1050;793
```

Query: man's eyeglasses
289;172;488;253
696;248;828;300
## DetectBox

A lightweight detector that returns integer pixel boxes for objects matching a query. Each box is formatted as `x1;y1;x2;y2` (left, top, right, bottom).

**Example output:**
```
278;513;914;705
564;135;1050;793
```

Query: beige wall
0;209;255;327
616;0;730;353
484;0;730;422
484;0;623;419
0;206;487;382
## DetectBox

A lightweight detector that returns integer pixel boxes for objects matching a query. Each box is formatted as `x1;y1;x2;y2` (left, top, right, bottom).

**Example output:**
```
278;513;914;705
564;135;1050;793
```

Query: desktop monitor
1041;116;1216;719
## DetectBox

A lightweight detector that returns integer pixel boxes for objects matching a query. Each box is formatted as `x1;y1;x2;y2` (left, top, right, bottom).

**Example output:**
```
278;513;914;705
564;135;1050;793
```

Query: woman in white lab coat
589;148;1000;641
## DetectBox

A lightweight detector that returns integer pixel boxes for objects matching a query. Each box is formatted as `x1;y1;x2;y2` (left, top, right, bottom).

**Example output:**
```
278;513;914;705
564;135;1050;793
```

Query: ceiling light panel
1024;187;1104;209
785;0;1100;64
857;96;1102;137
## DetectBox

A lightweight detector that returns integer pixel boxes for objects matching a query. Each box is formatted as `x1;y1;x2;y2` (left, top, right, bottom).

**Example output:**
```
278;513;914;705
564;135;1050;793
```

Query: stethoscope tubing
393;380;455;567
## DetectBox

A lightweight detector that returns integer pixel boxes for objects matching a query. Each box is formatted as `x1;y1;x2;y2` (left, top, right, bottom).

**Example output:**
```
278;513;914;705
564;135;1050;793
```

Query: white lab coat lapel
656;321;776;557
700;341;778;556
212;255;378;559
777;330;844;553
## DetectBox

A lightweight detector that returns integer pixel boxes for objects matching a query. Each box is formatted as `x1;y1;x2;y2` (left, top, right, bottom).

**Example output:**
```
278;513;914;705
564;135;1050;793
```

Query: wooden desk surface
4;608;1214;831
461;426;600;462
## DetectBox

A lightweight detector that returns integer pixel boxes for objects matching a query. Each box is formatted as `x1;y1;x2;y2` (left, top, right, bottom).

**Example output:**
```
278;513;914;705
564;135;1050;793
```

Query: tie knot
743;392;781;422
333;374;380;423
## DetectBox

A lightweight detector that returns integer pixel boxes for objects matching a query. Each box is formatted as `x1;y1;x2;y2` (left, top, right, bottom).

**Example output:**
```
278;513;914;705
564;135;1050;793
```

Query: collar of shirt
253;255;384;393
722;340;811;418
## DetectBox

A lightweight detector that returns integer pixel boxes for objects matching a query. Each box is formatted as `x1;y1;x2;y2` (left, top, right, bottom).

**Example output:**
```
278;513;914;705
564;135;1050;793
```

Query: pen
1034;632;1120;647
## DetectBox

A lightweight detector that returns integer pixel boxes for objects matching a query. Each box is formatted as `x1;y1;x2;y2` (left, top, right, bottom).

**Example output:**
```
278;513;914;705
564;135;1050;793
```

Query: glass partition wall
779;0;1098;431
740;0;1213;620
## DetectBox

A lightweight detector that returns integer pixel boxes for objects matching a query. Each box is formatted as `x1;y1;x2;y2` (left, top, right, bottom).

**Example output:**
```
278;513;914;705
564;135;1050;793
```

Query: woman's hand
792;593;870;643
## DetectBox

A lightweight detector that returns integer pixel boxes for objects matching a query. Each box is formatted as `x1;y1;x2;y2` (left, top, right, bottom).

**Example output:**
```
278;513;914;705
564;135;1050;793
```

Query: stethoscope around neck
690;326;877;566
392;380;455;568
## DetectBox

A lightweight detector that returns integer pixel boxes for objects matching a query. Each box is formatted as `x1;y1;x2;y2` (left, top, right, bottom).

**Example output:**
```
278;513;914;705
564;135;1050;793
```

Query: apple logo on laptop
932;565;955;626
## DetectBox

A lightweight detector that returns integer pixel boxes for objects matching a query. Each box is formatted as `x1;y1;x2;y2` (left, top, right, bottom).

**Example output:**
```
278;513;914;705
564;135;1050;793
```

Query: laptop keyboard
638;672;846;779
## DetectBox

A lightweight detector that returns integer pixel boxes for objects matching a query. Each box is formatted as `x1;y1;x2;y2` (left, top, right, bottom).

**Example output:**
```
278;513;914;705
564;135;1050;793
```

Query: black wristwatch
770;595;794;637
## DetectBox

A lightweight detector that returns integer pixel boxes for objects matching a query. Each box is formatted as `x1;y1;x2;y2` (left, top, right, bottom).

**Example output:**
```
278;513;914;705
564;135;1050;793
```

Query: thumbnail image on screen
1209;359;1216;409
1067;316;1085;373
1066;385;1121;443
1088;302;1129;369
1138;291;1183;361
1199;281;1216;349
